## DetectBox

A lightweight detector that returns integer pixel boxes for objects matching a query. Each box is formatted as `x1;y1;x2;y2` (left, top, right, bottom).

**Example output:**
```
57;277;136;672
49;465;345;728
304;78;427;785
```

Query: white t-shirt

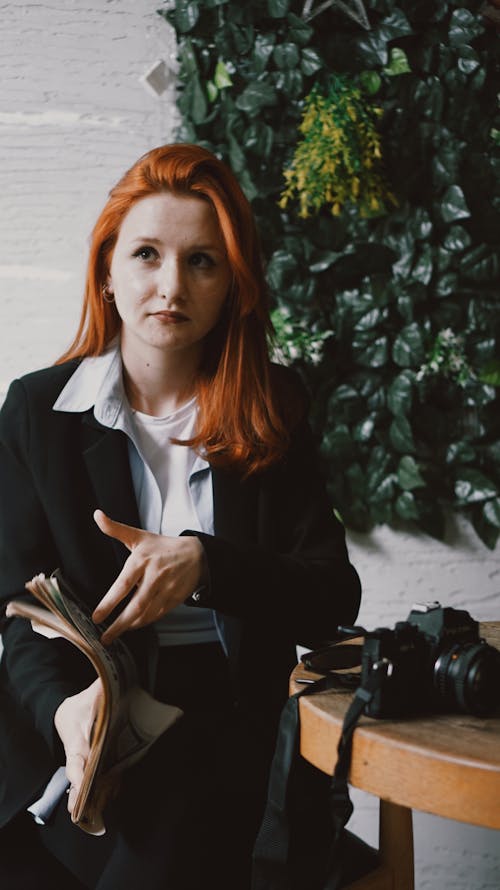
131;398;218;647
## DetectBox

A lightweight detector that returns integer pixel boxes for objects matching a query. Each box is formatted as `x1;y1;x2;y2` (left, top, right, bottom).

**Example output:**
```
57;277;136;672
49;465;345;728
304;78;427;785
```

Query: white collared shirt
53;339;218;646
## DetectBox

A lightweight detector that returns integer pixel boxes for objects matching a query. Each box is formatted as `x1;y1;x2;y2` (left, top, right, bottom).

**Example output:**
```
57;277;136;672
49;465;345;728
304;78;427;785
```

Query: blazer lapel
80;412;140;569
211;466;259;672
212;465;259;545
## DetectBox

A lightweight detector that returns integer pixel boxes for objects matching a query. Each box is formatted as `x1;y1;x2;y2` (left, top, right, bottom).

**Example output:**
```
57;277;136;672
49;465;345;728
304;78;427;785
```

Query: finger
93;509;144;551
65;751;86;789
67;783;79;816
92;559;143;624
100;596;149;644
100;579;163;644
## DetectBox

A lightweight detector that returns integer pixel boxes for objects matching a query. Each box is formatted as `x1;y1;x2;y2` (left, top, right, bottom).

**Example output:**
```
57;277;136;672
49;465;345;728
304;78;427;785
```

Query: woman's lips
151;310;189;323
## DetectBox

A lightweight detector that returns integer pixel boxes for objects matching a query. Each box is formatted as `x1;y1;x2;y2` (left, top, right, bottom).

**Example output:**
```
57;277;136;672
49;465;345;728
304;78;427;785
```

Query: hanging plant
279;76;396;218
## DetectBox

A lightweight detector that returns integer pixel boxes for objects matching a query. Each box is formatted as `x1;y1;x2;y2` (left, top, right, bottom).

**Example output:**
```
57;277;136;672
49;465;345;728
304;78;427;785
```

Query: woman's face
107;191;232;366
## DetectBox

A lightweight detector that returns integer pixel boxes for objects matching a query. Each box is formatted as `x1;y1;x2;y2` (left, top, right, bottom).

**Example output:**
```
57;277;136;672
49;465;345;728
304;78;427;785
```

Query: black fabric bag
252;669;384;890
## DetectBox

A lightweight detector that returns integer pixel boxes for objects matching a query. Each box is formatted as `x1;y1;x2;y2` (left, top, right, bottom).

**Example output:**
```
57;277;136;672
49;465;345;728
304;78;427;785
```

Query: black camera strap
252;660;390;890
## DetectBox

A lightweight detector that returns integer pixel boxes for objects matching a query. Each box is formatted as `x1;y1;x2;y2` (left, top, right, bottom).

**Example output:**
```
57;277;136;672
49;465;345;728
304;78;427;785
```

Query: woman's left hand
92;509;206;644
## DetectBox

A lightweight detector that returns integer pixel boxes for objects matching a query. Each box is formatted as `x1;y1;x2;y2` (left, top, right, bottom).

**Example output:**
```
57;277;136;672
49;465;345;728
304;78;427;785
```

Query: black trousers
35;643;274;890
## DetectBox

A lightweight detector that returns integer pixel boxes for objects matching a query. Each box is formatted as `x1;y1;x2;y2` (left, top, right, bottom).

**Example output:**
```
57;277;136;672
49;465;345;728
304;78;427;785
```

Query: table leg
379;799;414;890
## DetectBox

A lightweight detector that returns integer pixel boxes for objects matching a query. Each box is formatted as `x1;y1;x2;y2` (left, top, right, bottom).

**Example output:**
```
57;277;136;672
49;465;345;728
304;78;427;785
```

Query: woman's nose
158;257;184;301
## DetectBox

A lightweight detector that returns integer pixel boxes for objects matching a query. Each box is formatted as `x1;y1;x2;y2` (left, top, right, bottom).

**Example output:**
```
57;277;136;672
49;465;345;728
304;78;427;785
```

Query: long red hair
58;143;293;473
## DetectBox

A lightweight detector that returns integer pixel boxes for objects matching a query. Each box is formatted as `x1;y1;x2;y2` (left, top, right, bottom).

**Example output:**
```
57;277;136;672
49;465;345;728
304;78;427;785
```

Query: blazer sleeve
184;413;361;649
0;379;92;758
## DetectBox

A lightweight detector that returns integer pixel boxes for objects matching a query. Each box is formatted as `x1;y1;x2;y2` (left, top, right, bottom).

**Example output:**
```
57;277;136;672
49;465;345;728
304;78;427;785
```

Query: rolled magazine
6;570;183;835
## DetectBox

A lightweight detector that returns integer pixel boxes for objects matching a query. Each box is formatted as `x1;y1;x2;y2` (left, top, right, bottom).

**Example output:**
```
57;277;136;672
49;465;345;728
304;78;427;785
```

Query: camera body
360;602;500;718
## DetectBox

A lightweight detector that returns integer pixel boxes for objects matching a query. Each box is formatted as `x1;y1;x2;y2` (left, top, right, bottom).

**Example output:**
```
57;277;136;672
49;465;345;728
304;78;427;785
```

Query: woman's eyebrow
129;236;163;245
129;236;224;253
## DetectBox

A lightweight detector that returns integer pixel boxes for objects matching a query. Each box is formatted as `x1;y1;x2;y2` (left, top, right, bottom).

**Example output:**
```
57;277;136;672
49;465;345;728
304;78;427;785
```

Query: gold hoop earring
102;284;114;304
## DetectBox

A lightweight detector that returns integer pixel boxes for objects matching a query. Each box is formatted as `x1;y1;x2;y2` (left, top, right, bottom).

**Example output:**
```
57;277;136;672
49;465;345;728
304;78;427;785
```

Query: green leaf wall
161;0;500;548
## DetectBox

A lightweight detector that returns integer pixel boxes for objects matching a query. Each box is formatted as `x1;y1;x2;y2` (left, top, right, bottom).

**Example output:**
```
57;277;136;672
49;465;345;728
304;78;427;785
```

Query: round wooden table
290;622;500;890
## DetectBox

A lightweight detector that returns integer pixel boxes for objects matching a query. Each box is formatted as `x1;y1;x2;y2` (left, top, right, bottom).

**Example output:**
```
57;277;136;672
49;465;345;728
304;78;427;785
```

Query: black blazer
0;360;361;827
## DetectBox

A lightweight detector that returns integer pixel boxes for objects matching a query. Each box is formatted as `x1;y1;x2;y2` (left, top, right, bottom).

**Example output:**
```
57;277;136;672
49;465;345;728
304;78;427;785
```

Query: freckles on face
107;192;232;360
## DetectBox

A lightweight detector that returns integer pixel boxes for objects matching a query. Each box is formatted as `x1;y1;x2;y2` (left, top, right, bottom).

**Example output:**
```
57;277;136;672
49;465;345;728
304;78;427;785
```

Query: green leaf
392;323;425;368
471;508;500;550
371;473;397;503
388;371;414;416
174;0;200;33
396;293;413;323
238;168;258;202
379;9;413;40
410;208;433;241
484;498;500;529
309;251;341;273
178;37;199;76
390;416;415;453
357;32;389;67
398;456;425;490
206;81;218;103
301;47;324;76
245;121;274;158
411;246;433;285
353;416;375;443
181;73;208;124
228;133;245;173
455;470;497;504
236;81;278;115
322;424;352;460
449;9;483;46
286;12;313;46
384;47;411;77
443;225;471;252
461;246;499;282
359;71;382;95
252;33;276;74
356;336;389;368
457;46;480;76
371;500;393;524
479;359;500;387
267;249;297;290
435;272;457;298
267;0;289;17
395;491;419;520
346;463;366;498
274;69;303;99
273;42;300;70
354;308;384;331
441;185;470;223
214;59;233;89
446;442;476;464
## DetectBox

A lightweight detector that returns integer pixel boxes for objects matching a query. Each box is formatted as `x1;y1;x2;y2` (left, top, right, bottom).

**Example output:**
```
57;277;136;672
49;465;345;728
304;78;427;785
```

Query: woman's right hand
54;678;103;815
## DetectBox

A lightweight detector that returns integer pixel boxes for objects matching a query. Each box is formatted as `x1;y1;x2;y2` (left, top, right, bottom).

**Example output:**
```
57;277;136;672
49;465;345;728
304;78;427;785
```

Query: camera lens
433;642;500;716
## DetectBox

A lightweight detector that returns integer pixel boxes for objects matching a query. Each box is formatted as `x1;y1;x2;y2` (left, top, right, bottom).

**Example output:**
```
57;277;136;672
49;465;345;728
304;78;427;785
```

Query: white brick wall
1;3;499;887
0;0;178;387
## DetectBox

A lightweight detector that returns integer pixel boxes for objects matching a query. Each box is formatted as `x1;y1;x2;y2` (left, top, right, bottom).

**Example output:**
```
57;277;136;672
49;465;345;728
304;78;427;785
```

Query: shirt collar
52;338;125;427
52;338;210;475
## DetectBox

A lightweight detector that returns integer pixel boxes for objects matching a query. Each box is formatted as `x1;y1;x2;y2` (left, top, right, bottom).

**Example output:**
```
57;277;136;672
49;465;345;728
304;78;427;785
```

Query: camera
356;602;500;718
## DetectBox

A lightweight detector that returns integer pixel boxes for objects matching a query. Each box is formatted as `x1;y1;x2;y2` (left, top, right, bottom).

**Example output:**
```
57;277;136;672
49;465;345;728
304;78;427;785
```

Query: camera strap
251;660;390;890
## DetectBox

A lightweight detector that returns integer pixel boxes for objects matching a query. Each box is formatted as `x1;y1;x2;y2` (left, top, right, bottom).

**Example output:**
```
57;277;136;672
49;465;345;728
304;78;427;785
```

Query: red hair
58;143;293;473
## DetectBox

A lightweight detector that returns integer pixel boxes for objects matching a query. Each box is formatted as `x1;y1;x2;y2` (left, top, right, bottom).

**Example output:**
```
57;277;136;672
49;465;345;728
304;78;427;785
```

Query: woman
0;143;361;889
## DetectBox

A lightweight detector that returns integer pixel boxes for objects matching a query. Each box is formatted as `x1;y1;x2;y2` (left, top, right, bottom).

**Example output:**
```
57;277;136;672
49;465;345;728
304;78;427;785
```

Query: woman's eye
189;252;215;269
133;246;158;261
